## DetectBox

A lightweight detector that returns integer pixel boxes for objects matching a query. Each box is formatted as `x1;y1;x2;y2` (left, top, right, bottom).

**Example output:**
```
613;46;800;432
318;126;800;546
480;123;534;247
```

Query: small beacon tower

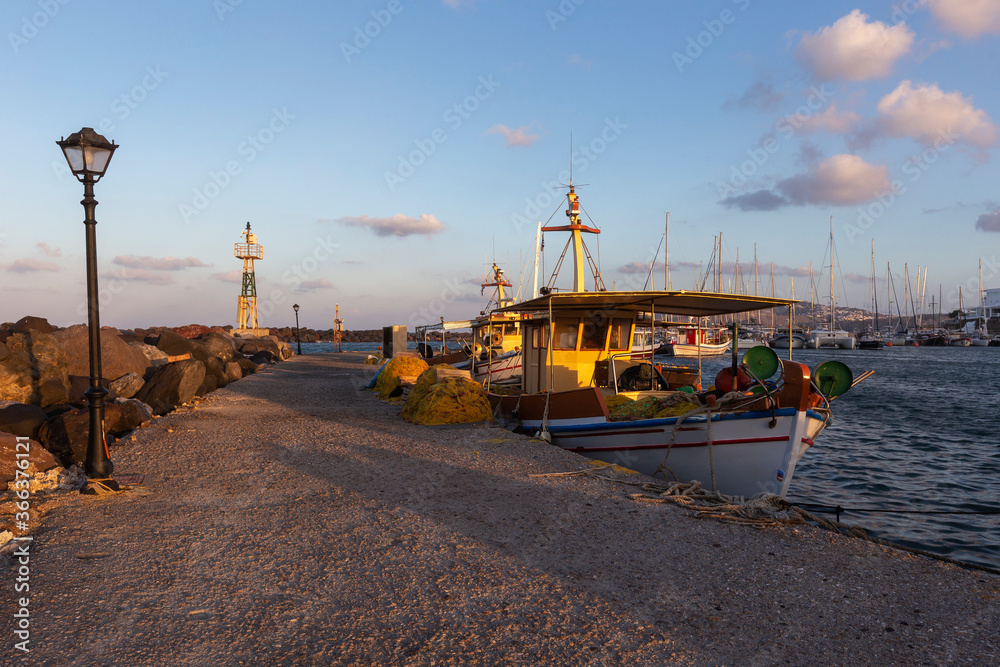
234;222;264;333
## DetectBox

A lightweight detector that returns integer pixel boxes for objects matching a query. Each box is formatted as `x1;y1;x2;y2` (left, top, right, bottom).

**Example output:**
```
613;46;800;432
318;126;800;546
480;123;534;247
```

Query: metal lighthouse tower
235;222;264;331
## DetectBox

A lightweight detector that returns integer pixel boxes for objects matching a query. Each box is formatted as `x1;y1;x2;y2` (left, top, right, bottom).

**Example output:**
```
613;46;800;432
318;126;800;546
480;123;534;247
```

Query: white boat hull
473;350;522;384
547;408;827;497
663;341;731;357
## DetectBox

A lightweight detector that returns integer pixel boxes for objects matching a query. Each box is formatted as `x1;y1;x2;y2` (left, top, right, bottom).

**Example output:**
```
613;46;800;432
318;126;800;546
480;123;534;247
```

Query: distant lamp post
293;303;302;354
57;128;118;481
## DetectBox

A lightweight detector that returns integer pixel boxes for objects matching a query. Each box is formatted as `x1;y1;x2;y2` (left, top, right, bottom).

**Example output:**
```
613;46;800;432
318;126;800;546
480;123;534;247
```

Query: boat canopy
494;290;797;318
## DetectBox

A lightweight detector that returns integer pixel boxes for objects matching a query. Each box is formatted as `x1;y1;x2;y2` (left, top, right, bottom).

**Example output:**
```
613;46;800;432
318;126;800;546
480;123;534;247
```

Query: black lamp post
57;128;118;480
293;303;302;354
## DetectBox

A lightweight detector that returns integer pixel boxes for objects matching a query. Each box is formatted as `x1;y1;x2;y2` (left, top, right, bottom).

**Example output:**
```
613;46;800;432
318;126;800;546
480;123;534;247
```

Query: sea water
301;341;1000;571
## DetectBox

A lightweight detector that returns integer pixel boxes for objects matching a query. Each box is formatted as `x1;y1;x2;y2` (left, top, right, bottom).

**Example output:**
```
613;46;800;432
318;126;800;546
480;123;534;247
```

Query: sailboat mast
664;212;669;290
809;262;814;329
829;215;835;330
532;221;542;299
753;244;759;296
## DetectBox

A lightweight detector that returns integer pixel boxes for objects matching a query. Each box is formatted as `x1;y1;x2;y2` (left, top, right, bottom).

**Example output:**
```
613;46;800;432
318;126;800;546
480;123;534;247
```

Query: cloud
487;124;540;147
618;262;659;275
927;0;1000;38
104;268;175;285
976;209;1000;232
566;53;593;68
114;255;213;271
6;258;60;273
295;278;334;292
724;80;785;113
720;190;789;212
875;80;997;148
795;10;914;81
331;214;445;237
789;104;862;134
210;270;243;283
777;154;891;206
36;242;61;257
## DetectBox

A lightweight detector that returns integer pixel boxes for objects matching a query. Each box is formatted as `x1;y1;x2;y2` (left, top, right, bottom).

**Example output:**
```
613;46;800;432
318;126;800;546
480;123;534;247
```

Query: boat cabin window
608;318;631;351
553;318;580;350
530;325;547;349
503;323;517;335
581;315;609;351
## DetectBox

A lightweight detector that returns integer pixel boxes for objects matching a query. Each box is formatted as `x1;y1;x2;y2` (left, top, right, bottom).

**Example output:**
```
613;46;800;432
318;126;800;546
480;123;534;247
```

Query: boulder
109;372;145;399
203;356;228;389
106;398;153;435
133;359;206;416
195;331;239;362
251;351;278;366
37;400;154;467
0;332;70;408
66;376;118;407
196;374;218;397
224;361;242;383
0;342;7;362
154;330;211;363
11;316;54;335
0;401;48;439
129;342;169;377
237;337;283;361
0;433;59;486
235;358;258;377
172;324;214;339
53;325;150;382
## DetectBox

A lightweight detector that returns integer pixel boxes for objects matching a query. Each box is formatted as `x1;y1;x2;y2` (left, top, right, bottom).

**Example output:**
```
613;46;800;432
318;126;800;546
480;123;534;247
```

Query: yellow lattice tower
234;222;264;330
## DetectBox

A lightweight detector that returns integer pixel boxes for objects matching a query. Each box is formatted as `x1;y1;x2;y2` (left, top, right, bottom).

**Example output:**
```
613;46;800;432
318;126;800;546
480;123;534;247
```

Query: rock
194;331;239;362
235;358;258;377
36;409;87;466
0;332;70;408
0;342;8;362
224;361;242;383
37;399;153;466
251;351;277;366
154;330;211;363
11;316;54;335
0;401;48;439
172;324;213;339
237;337;283;361
0;433;59;486
196;373;218;397
106;398;153;435
129;342;169;378
133;359;206;416
109;372;145;399
53;325;150;383
66;376;118;407
203;357;228;389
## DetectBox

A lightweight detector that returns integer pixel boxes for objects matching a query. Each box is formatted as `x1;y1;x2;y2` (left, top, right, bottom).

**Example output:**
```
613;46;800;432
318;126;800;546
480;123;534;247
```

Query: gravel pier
6;352;998;666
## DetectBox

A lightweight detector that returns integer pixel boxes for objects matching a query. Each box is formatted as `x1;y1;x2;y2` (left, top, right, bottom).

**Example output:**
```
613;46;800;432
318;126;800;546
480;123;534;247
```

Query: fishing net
609;392;704;421
401;365;456;420
604;394;635;411
376;356;429;400
408;377;492;426
654;402;701;418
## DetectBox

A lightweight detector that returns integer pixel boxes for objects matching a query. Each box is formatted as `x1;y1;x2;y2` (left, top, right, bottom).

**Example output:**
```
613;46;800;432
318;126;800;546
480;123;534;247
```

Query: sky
2;0;1000;331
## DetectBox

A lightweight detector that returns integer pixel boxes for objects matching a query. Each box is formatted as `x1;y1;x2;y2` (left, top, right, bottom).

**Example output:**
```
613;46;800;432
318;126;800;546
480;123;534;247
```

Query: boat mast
664;212;670;290
981;259;988;338
753;244;759;296
532;221;542;299
871;239;878;332
809;262;814;330
829;215;835;331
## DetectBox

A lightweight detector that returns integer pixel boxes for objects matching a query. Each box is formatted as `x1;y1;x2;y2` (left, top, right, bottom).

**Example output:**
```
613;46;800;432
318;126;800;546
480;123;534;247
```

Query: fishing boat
486;181;854;497
658;324;731;357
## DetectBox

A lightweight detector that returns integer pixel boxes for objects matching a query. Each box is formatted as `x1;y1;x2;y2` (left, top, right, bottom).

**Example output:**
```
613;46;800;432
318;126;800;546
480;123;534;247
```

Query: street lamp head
293;303;299;312
57;127;118;182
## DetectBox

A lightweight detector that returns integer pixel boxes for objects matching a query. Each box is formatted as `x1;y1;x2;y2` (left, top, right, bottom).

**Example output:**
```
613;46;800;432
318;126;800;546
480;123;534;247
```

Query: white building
972;287;1000;319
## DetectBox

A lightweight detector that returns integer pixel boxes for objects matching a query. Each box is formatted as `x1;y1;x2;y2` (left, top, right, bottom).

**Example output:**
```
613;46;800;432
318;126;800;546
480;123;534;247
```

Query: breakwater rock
0;316;293;468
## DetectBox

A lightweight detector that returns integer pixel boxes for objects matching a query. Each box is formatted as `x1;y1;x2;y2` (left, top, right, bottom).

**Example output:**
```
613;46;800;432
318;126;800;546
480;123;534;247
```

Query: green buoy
813;360;853;398
742;345;780;381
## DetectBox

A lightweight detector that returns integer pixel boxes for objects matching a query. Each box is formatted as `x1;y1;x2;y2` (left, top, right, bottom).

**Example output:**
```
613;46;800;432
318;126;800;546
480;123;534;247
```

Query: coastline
7;351;997;664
